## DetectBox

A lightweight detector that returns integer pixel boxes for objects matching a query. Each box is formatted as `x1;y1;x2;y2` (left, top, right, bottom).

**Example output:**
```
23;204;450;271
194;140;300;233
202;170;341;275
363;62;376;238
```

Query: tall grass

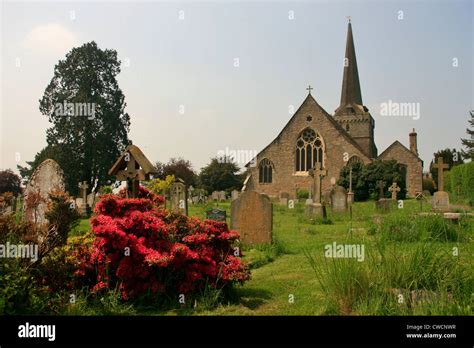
305;242;473;315
378;212;473;243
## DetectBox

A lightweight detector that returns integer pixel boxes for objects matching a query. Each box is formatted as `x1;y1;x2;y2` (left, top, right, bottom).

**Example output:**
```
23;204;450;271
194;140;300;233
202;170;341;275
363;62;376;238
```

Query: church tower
333;20;377;158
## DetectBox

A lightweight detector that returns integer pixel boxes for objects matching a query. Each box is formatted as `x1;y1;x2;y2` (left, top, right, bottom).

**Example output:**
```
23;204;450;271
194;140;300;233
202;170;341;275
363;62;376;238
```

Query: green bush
338;160;407;201
422;177;436;194
448;162;474;205
297;189;309;199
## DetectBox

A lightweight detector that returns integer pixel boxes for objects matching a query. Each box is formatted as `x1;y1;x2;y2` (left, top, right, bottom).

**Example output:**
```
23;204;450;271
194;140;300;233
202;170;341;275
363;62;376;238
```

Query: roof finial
306;85;313;94
346;15;351;23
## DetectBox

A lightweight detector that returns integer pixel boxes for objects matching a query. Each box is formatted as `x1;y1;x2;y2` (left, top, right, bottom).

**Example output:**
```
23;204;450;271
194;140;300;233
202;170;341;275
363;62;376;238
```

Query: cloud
22;23;78;56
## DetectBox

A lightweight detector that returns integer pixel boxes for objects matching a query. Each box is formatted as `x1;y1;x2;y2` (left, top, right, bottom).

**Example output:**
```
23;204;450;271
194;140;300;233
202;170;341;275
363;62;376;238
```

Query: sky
1;0;473;175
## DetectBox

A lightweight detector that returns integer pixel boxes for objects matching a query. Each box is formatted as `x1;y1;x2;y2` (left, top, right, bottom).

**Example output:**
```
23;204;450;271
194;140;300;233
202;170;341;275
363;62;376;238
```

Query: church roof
334;21;366;116
245;93;371;167
378;140;422;162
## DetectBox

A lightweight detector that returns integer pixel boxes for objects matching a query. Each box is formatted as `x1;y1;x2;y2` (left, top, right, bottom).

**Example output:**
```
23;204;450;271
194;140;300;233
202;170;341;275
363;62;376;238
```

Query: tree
461;110;474;161
0;169;22;196
155;158;196;186
429;148;464;187
198;157;243;193
38;41;130;195
338;160;406;201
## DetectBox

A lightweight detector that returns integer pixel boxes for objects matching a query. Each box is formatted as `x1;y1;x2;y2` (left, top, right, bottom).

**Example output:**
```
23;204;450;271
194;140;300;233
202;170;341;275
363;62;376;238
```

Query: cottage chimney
409;128;418;155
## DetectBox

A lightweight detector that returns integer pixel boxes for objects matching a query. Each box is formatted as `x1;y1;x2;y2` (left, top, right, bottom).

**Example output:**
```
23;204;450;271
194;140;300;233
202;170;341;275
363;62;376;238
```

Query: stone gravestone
192;196;199;205
231;191;272;245
218;191;227;202
206;208;226;222
23;159;65;226
231;190;240;201
375;180;392;213
87;193;95;208
280;192;289;206
170;178;188;215
432;157;450;211
331;186;348;213
78;181;90;216
305;163;327;218
211;191;219;201
388;182;400;200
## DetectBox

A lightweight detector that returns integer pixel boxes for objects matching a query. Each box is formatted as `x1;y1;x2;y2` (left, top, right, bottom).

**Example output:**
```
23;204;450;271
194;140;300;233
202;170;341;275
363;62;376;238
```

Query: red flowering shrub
89;186;249;300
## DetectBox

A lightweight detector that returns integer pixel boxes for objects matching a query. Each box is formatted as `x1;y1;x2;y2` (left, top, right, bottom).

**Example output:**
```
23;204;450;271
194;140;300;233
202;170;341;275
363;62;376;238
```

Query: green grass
67;199;474;316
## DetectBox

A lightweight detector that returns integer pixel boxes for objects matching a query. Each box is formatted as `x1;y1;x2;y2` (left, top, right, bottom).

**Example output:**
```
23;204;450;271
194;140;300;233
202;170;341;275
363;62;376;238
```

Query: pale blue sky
1;0;473;174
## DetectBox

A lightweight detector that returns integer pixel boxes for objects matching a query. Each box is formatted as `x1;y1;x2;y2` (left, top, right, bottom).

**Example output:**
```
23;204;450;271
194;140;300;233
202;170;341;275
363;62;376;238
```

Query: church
246;21;423;199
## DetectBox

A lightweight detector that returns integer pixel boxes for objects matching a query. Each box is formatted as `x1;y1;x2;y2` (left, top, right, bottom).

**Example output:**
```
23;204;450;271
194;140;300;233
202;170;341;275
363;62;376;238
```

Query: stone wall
378;142;423;197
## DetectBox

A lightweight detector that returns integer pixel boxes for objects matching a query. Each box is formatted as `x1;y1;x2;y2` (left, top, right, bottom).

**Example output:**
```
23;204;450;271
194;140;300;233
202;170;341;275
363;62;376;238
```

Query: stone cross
309;162;327;204
388;182;400;200
376;180;386;199
78;181;89;202
433;157;449;191
306;85;313;94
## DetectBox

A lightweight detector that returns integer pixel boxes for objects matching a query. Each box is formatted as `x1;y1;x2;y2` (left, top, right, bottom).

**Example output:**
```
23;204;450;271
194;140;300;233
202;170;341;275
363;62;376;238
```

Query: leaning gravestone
231;191;272;245
206;208;227;222
331;186;348;213
23;159;65;225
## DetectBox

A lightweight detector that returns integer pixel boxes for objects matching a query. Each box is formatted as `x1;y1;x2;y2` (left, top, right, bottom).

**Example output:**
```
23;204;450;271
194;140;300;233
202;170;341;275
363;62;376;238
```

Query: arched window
347;155;362;166
259;158;274;183
295;128;324;173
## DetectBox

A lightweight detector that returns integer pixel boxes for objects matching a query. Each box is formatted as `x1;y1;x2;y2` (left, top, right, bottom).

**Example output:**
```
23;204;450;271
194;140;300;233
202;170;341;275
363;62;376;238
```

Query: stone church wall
378;144;423;197
248;96;371;199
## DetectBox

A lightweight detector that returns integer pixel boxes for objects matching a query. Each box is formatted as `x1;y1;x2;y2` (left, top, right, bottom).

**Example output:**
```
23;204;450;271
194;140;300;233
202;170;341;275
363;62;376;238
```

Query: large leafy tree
198;157;243;193
429;148;464;187
38;41;130;195
154;157;197;186
461;110;474;161
0;169;22;196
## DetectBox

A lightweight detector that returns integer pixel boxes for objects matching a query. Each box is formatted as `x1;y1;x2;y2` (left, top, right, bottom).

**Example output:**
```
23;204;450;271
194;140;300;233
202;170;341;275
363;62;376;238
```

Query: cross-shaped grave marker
309;162;327;204
388;182;400;200
433;157;449;191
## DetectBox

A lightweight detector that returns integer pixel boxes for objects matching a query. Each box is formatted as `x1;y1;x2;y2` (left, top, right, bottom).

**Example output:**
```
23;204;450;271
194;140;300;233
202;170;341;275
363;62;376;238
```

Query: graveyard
1;142;473;317
0;2;473;330
57;195;473;316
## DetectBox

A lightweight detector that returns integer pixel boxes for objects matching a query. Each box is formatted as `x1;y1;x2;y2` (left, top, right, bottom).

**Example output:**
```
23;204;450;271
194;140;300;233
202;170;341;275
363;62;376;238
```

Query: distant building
246;21;423;198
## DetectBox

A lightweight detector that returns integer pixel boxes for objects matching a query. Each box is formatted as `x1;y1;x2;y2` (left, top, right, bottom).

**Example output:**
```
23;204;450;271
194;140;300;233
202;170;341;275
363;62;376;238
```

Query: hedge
448;162;474;205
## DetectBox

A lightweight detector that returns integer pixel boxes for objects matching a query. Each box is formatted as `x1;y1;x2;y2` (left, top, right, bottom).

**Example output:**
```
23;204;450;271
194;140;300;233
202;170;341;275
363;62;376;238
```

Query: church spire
335;20;364;116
